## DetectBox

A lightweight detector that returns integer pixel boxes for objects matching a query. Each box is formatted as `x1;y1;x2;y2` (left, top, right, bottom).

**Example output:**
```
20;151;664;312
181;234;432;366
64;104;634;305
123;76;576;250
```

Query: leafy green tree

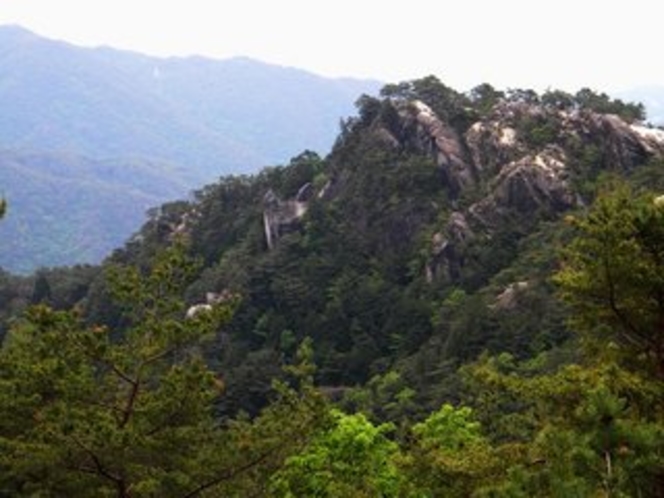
517;111;560;149
0;198;5;218
574;87;646;123
412;403;483;451
0;242;228;495
468;83;505;115
541;89;575;110
0;242;327;496
555;182;664;379
269;409;403;497
401;403;501;497
340;370;418;429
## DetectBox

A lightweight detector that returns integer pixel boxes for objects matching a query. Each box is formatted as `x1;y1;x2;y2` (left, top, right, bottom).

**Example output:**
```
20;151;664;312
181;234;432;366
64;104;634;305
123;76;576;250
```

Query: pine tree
0;241;328;496
555;181;664;379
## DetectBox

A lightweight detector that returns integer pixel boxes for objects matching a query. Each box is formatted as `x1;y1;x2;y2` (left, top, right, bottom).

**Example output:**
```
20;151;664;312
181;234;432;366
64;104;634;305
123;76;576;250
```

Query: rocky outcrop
469;145;575;227
630;124;664;154
407;101;476;195
263;185;310;249
186;290;234;319
492;281;530;311
426;212;473;282
568;111;664;170
256;94;664;280
417;101;664;283
465;120;523;177
425;145;576;281
384;100;476;197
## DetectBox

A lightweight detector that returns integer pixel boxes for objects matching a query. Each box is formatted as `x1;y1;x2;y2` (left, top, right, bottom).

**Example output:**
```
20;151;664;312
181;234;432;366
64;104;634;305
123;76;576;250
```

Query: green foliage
460;351;664;496
534;87;646;122
565;138;605;198
555;181;664;378
468;83;505;116
30;270;52;305
630;157;664;193
516;112;560;148
341;370;417;424
275;150;323;198
381;75;473;132
412;403;483;451
401;403;501;497
574;87;646;122
269;409;402;497
0;242;227;494
506;88;540;105
0;242;328;496
541;89;575;110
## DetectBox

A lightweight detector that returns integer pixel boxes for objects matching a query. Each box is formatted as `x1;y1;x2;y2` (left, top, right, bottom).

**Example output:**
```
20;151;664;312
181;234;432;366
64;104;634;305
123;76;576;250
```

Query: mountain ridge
0;24;382;177
1;75;663;418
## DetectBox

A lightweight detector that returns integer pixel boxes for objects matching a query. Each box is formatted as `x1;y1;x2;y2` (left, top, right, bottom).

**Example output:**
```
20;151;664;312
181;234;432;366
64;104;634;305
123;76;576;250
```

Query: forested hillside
1;77;663;496
0;150;192;273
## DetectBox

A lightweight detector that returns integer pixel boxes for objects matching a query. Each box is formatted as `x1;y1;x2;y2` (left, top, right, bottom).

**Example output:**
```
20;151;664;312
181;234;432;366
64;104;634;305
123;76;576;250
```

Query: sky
0;0;661;94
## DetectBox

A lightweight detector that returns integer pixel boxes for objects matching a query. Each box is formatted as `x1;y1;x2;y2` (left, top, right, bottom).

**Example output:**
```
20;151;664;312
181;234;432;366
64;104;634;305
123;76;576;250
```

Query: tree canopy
0;242;328;496
556;182;664;379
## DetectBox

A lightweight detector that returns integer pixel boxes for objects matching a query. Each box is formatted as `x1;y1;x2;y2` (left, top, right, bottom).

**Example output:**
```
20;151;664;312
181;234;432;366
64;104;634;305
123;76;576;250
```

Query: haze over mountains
0;25;381;273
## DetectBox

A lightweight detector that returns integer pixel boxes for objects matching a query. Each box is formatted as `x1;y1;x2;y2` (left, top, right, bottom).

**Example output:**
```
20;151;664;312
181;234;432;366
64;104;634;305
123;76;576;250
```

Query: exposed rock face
263;189;308;249
186;290;233;319
465;121;523;176
630;124;664;154
397;100;476;196
492;281;530;310
426;212;473;282
469;145;575;228
259;95;664;280
390;99;664;283
570;112;663;170
295;182;314;202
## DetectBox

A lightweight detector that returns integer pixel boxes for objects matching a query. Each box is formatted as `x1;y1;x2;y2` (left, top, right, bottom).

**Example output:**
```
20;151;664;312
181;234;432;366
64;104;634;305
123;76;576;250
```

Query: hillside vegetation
1;76;664;496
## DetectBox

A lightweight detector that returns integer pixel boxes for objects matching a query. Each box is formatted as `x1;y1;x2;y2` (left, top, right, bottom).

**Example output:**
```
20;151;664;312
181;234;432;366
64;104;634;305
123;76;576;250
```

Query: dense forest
1;77;664;496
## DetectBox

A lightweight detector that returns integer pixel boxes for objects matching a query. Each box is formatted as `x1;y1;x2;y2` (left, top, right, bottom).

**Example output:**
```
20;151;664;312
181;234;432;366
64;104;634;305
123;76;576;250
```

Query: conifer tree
555;181;664;379
0;241;327;496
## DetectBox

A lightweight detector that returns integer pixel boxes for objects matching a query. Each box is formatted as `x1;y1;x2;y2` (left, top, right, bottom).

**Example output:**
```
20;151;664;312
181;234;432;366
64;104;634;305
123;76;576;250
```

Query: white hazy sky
0;0;660;93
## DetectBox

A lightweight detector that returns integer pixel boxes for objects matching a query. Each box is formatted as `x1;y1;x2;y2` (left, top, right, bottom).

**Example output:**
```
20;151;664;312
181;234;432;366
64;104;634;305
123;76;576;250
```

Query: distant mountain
0;149;189;273
0;25;381;180
0;25;381;273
